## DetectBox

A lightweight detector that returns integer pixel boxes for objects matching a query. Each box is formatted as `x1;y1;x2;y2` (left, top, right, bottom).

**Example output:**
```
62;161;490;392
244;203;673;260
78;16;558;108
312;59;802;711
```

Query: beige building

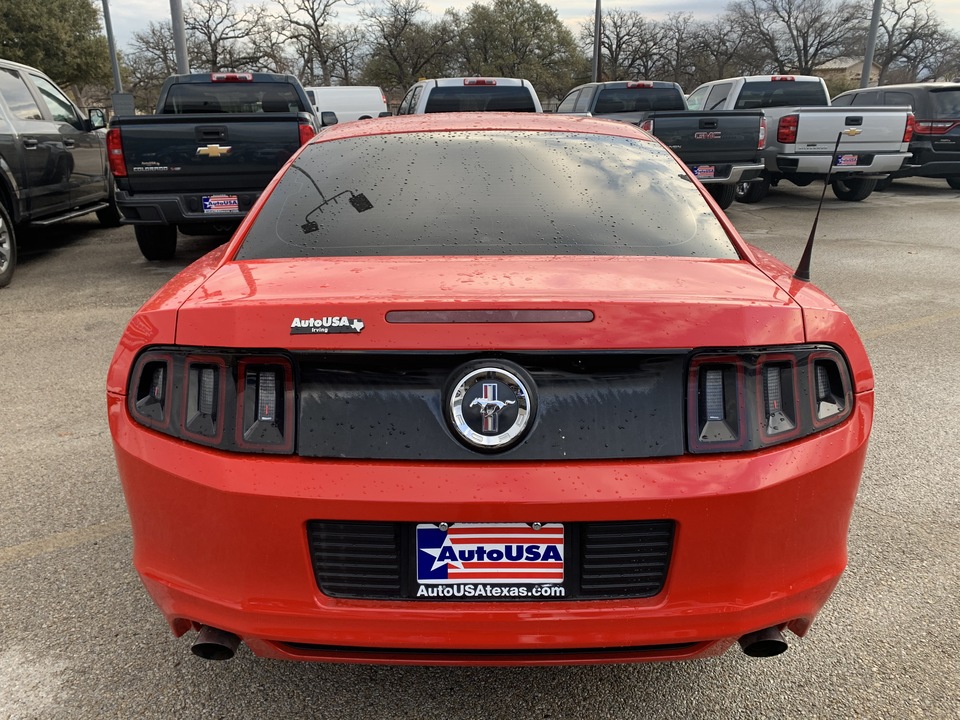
814;57;881;87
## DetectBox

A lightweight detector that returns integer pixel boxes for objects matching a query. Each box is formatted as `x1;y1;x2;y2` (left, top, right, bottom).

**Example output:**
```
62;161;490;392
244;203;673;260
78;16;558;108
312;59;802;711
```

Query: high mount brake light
128;349;295;454
464;78;497;86
771;76;796;81
626;81;654;89
687;346;852;454
211;72;253;82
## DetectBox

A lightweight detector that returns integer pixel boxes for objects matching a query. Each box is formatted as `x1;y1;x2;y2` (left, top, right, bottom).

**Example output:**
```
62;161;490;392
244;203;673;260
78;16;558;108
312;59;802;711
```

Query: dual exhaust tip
189;623;788;662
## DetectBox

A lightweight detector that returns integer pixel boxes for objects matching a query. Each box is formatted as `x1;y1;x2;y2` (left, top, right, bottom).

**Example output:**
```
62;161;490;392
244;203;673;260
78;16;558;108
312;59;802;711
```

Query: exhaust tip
738;626;788;658
191;625;241;661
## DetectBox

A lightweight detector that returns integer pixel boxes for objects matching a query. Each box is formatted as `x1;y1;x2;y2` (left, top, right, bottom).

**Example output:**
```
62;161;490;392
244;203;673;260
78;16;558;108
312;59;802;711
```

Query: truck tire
947;177;960;190
0;203;16;288
96;176;123;227
707;184;736;210
135;224;177;261
735;177;769;204
831;177;876;201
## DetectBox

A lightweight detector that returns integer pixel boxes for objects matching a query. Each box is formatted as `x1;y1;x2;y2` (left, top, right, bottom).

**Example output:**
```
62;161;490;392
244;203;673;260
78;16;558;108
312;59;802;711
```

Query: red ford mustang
107;113;873;665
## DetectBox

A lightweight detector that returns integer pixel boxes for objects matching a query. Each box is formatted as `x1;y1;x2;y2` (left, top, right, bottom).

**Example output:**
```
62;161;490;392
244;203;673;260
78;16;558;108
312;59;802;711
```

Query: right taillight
688;346;852;453
777;114;799;144
106;127;126;177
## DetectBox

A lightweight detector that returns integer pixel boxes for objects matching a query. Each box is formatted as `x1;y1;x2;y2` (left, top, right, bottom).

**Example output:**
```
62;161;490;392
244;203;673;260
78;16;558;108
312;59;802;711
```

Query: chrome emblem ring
447;362;535;450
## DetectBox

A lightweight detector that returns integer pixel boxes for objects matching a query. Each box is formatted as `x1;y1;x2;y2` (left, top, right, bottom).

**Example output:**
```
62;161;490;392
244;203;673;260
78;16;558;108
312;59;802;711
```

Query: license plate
415;523;564;597
835;154;859;167
202;194;239;213
693;165;715;179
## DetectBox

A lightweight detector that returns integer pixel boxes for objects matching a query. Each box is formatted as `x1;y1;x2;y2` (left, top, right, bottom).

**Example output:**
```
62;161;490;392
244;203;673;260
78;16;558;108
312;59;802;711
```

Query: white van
303;86;389;122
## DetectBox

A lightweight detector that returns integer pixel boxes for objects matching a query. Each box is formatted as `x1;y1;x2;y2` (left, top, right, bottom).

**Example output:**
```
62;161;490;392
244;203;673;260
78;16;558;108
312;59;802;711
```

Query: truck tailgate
116;113;304;193
646;111;763;164
792;106;911;153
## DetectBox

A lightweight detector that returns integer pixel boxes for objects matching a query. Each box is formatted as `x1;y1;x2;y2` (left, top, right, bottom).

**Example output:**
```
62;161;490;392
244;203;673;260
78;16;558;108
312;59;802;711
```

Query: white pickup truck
686;75;914;202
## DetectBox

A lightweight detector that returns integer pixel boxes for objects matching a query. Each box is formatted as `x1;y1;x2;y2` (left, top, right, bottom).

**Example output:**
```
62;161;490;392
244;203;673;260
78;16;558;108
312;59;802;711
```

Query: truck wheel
831;177;877;201
96;176;123;228
707;184;736;210
735;177;769;204
0;203;16;288
135;224;177;261
947;177;960;190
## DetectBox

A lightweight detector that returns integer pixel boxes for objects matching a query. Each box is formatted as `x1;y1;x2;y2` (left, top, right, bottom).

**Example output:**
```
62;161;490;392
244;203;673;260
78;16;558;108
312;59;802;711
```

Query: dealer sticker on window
202;195;239;213
415;523;564;597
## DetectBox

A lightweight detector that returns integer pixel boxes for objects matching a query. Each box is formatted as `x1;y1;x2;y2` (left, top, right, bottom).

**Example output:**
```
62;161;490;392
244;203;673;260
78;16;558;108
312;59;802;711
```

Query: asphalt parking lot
1;178;958;719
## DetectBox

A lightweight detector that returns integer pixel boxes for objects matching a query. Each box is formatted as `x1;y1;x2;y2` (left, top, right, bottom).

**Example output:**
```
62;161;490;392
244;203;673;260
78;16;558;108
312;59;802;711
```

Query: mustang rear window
235;131;739;260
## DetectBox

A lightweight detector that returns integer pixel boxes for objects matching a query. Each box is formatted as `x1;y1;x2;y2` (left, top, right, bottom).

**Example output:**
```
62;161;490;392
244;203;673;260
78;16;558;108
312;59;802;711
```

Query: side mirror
320;111;338;127
378;111;392;117
88;108;107;130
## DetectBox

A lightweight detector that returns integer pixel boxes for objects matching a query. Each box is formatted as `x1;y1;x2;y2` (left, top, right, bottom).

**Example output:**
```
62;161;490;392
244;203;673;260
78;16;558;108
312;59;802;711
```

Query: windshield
161;82;308;114
931;89;960;118
734;81;829;109
594;87;685;114
235;131;738;261
424;87;538;112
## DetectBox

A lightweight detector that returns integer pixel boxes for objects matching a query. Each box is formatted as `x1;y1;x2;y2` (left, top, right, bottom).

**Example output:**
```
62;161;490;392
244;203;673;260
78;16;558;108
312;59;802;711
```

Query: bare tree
578;9;667;82
361;0;456;93
727;0;859;73
185;0;267;71
276;0;358;85
659;13;699;88
688;16;753;85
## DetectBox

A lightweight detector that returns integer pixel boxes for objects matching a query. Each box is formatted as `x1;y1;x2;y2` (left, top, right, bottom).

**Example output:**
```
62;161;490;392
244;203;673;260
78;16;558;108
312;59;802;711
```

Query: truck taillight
128;349;296;455
903;113;915;142
777;114;799;144
211;72;253;82
106;128;126;177
298;119;317;145
758;116;767;149
640;119;653;133
687;346;852;454
464;78;497;86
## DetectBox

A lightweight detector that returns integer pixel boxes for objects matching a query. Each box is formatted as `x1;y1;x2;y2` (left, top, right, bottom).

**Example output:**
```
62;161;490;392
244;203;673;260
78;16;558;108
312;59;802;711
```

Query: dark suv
832;82;960;189
0;57;119;287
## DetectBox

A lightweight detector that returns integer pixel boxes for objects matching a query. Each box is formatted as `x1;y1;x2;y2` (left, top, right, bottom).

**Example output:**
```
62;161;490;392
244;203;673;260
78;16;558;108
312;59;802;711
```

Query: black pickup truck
0;57;120;288
107;72;325;260
556;81;765;209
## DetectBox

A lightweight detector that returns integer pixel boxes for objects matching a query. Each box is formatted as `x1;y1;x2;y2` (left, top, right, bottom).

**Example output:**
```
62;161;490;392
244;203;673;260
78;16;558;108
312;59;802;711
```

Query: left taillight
687;346;852;454
128;349;296;454
777;114;799;144
106;127;126;177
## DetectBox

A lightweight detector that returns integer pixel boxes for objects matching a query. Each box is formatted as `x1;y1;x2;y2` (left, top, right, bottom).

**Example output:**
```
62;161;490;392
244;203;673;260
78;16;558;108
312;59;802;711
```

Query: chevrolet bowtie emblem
197;144;232;158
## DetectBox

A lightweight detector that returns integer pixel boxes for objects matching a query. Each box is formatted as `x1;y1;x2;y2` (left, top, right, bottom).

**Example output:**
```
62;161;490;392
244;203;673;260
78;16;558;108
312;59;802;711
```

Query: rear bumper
694;162;765;185
773;152;910;175
108;390;873;665
116;189;259;226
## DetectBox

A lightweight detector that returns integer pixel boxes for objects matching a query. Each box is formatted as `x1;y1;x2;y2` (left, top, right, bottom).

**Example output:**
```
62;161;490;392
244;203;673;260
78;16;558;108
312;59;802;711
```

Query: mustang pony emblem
470;397;516;417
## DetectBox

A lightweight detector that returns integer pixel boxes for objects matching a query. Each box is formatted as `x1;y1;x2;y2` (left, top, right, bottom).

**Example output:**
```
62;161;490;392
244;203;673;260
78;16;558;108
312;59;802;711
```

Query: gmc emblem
694;131;722;140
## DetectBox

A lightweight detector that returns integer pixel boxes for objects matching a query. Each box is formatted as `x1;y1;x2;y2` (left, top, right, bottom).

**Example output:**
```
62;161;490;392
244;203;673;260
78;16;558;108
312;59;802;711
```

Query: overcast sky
106;0;960;54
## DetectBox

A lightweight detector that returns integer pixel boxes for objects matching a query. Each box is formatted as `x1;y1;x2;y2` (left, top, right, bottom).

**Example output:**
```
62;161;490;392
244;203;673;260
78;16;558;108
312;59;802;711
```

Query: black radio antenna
793;128;863;282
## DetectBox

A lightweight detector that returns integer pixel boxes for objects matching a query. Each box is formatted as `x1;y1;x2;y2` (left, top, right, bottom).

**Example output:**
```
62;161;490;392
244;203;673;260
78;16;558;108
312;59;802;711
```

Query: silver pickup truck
686;75;913;202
